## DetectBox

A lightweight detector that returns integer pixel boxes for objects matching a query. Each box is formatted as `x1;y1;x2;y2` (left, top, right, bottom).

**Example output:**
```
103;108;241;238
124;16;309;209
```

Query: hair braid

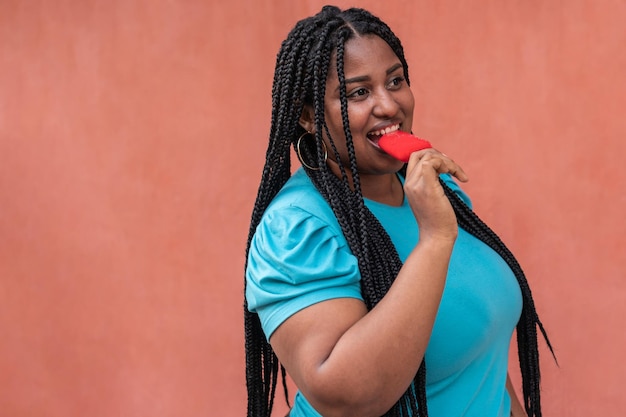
335;29;377;290
290;9;429;414
440;180;556;417
244;6;551;417
244;15;323;417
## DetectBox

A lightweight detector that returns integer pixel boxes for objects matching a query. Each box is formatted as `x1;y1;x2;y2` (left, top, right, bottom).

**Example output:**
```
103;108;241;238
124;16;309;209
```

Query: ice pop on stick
378;130;432;162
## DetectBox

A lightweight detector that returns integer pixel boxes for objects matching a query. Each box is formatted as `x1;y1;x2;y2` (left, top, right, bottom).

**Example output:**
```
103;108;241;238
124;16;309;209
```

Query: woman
244;6;553;417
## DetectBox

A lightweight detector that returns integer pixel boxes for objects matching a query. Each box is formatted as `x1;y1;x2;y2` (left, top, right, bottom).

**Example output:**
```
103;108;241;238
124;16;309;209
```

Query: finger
448;163;469;183
407;151;469;183
432;150;469;183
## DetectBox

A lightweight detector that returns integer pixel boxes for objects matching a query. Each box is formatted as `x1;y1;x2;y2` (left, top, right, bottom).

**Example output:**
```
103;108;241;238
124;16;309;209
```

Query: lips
367;123;401;147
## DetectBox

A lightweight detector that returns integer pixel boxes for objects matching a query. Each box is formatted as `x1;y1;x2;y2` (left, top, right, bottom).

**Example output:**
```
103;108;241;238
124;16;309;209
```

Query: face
319;34;415;176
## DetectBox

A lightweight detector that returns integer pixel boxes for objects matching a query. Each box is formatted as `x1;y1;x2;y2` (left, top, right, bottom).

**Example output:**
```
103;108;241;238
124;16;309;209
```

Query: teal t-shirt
246;168;522;416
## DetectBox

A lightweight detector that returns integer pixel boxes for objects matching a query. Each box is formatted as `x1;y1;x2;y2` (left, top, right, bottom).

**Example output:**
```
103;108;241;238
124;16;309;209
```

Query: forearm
306;237;454;416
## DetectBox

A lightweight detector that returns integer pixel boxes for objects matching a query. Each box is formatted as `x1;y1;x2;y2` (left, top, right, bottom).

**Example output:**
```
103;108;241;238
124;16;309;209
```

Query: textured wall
1;0;624;415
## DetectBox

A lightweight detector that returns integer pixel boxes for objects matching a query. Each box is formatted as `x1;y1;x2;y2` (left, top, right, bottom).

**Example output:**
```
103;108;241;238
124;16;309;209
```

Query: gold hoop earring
296;131;328;171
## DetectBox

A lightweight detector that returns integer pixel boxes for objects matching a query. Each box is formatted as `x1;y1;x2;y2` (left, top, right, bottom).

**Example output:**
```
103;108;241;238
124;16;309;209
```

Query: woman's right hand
403;148;468;242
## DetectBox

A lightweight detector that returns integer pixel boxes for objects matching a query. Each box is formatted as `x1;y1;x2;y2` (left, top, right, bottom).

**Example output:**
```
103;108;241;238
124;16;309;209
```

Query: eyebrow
340;62;404;90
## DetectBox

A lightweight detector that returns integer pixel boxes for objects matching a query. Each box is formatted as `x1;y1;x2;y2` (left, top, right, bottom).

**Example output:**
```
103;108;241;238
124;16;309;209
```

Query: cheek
406;90;415;117
323;100;343;129
343;104;373;136
324;106;353;139
403;89;415;112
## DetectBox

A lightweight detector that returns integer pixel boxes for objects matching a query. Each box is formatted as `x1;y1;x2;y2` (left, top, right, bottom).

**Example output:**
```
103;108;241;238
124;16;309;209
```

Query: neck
360;172;404;206
326;160;403;206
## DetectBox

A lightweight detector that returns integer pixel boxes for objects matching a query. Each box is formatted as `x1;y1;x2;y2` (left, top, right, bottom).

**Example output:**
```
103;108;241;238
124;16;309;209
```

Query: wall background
1;0;624;416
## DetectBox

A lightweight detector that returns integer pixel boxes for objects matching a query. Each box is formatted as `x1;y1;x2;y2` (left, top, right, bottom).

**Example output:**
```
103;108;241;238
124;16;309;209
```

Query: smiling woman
298;34;415;205
243;5;553;417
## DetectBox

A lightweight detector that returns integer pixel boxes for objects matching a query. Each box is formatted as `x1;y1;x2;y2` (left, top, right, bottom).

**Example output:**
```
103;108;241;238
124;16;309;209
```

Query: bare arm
270;150;468;417
507;374;528;417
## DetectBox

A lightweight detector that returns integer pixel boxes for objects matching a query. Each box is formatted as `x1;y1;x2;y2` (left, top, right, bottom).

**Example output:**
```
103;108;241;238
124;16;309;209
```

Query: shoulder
250;169;348;266
263;168;343;232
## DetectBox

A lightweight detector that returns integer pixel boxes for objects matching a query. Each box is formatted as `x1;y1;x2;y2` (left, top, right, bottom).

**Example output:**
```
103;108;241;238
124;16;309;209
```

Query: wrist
418;229;458;247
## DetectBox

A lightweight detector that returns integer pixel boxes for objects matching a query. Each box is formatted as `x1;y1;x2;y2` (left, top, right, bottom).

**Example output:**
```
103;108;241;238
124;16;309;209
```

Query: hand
403;149;468;242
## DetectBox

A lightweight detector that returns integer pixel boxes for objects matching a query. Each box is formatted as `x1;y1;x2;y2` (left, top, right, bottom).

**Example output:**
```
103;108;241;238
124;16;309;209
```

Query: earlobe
298;105;315;133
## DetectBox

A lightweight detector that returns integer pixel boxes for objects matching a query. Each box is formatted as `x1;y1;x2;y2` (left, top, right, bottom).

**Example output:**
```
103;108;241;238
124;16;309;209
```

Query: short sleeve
440;173;473;209
245;206;363;340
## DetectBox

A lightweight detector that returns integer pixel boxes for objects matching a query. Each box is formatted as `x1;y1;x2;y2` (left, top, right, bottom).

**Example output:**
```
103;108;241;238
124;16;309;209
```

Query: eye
388;76;406;90
348;87;369;99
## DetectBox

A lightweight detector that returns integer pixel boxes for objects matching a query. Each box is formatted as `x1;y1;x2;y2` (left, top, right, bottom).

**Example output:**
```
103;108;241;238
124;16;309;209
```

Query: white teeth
371;124;400;137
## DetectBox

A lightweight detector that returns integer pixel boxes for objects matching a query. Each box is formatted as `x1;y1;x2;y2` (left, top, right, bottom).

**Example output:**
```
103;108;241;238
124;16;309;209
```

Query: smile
367;124;400;147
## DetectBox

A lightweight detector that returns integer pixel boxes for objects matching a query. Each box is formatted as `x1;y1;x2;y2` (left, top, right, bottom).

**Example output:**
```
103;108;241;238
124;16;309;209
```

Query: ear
298;105;315;133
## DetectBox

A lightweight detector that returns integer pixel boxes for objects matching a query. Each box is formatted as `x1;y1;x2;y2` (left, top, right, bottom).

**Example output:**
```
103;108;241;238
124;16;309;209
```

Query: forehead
327;34;400;79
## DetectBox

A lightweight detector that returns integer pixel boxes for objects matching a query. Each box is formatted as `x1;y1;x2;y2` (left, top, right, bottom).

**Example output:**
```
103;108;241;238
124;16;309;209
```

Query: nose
372;89;400;118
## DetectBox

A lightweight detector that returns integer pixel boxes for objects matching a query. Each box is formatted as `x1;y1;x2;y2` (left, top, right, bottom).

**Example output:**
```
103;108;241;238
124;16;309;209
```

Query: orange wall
0;1;624;416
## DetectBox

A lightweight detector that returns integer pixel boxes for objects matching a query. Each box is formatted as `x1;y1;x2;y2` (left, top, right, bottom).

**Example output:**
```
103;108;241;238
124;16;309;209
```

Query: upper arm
270;297;368;401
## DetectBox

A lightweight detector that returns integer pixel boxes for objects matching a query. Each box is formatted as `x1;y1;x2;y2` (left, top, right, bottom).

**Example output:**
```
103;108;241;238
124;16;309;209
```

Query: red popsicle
378;131;432;162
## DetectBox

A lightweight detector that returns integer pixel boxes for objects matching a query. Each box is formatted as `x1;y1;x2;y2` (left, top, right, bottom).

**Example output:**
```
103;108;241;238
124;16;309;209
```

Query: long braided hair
244;6;554;417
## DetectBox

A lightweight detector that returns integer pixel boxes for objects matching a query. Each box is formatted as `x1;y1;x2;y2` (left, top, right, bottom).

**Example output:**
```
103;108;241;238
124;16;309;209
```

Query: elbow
302;378;398;417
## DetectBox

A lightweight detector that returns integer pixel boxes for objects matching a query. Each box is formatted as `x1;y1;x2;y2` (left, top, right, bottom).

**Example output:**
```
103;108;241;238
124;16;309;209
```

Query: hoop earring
296;131;327;171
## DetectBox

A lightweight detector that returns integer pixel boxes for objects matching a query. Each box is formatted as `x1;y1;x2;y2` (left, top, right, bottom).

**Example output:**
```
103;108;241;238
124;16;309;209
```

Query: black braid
440;180;556;417
244;5;552;417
